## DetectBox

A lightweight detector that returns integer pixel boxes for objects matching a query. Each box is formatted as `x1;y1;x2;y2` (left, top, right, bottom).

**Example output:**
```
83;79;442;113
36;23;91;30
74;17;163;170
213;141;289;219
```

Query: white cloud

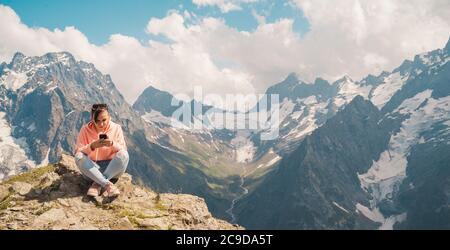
0;6;257;107
192;0;259;13
290;0;450;80
1;1;449;109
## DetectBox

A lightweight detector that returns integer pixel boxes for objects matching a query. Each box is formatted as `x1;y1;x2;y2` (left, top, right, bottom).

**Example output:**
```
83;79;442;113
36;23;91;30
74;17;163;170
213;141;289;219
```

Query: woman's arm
74;126;94;155
111;125;127;153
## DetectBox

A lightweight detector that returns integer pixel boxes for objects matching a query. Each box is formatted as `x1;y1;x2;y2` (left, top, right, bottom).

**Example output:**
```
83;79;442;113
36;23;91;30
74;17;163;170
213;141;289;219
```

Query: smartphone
99;134;108;140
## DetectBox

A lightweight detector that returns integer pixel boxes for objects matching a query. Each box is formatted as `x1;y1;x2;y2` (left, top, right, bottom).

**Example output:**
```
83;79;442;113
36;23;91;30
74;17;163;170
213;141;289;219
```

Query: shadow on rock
24;166;91;203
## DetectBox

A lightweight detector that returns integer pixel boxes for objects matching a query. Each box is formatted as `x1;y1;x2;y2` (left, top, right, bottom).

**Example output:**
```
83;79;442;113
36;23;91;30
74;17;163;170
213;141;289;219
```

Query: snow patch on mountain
0;112;36;180
359;90;432;199
333;202;349;214
39;148;51;167
278;98;295;123
27;122;36;132
265;154;281;167
142;110;190;130
358;89;450;229
284;97;328;140
56;52;73;66
379;213;407;230
370;72;409;109
356;202;407;230
255;150;281;169
333;77;371;108
0;70;28;91
356;203;384;222
231;131;255;163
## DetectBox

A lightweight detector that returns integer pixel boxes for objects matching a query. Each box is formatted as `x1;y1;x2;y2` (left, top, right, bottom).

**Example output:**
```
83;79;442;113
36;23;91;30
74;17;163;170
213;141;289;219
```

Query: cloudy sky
0;0;449;106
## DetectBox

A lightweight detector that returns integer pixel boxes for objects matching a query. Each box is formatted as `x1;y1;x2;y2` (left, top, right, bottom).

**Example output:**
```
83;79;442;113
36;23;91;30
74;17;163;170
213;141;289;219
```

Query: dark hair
91;103;109;122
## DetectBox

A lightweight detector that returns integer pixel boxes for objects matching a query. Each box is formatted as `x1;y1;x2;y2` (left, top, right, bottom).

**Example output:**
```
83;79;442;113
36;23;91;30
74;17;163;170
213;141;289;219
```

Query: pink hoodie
74;120;127;161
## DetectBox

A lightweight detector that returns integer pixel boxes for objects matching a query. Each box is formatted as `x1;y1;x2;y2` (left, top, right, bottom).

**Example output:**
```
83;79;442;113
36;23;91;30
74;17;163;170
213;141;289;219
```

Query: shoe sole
87;193;99;197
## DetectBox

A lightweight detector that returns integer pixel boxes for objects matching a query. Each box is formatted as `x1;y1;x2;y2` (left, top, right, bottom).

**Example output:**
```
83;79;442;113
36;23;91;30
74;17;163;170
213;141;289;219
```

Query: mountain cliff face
0;154;243;230
387;44;450;229
234;96;390;229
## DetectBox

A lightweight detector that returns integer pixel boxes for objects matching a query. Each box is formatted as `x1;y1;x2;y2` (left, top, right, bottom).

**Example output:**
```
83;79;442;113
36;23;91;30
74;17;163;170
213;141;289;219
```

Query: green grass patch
97;202;120;211
34;205;52;216
0;195;15;210
4;165;56;185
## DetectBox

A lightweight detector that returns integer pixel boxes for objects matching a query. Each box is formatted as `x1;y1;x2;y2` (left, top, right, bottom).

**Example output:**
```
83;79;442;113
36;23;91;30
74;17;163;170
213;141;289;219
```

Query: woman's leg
74;152;109;187
103;150;129;180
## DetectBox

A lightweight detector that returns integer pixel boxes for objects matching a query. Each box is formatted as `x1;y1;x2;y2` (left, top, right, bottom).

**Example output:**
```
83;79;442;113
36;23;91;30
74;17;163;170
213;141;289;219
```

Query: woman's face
93;110;110;131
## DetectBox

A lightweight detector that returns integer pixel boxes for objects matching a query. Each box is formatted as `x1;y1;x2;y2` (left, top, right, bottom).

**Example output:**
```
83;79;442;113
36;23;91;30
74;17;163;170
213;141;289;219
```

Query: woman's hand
90;139;113;150
101;139;113;147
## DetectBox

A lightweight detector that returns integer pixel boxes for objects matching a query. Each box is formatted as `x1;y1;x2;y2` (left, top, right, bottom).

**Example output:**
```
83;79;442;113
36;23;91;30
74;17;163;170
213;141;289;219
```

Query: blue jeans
74;150;129;187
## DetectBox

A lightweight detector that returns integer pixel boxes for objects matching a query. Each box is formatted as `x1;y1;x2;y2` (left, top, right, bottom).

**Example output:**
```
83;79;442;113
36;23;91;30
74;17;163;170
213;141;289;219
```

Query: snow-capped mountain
235;96;389;229
0;52;242;221
1;36;449;229
0;52;151;173
129;38;450;228
132;85;224;131
233;37;450;229
360;38;450;229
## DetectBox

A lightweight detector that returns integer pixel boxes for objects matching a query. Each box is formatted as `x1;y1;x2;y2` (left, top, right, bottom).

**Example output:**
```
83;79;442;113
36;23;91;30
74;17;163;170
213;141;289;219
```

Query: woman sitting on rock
74;103;129;198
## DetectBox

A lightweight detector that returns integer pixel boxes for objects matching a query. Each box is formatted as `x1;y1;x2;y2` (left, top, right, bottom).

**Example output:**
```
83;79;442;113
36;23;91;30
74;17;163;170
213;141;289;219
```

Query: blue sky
0;0;310;45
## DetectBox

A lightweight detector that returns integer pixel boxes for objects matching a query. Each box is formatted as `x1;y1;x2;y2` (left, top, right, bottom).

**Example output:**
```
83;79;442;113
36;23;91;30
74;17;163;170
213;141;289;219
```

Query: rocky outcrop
0;52;240;222
0;154;243;230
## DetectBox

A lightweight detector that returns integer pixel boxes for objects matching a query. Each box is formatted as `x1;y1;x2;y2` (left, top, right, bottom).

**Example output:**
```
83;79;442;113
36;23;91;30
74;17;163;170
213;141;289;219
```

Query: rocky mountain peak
132;85;177;116
0;154;243;230
285;72;300;83
313;77;331;86
44;51;75;63
11;52;26;65
264;72;337;103
345;95;377;113
7;51;77;73
360;74;381;86
334;75;354;85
